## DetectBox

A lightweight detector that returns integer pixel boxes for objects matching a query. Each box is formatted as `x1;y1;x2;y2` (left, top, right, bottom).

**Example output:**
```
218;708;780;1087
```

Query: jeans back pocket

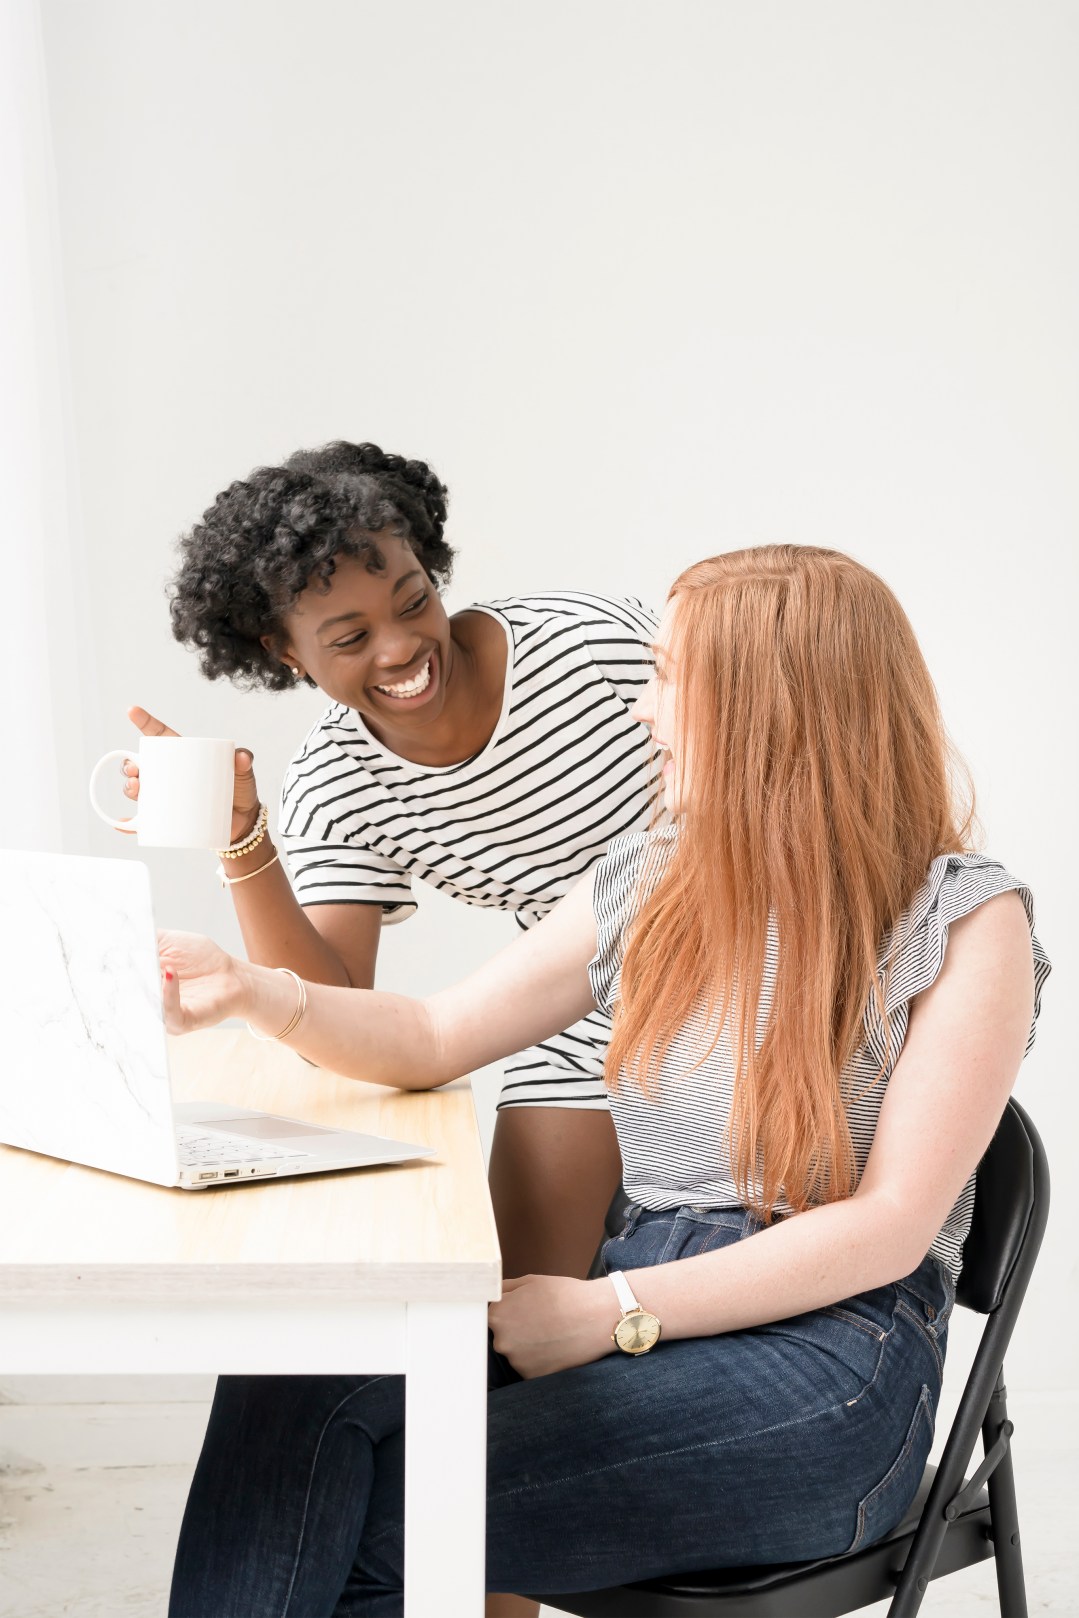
849;1383;934;1553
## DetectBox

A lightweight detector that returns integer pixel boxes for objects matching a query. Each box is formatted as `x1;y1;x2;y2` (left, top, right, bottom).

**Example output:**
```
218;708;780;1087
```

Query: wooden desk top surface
0;1028;501;1303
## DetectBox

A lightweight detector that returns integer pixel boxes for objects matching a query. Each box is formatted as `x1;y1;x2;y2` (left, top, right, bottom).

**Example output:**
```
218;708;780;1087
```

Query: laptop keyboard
177;1128;314;1171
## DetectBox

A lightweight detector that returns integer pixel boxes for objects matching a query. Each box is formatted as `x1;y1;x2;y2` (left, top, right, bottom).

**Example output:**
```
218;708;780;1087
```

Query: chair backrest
956;1097;1046;1315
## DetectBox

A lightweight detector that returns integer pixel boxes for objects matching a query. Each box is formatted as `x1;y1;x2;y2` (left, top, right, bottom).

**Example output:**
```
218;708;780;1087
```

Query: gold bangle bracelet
246;967;307;1042
217;849;280;888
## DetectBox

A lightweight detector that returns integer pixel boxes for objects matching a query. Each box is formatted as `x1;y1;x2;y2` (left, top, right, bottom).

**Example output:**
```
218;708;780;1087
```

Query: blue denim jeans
169;1206;954;1617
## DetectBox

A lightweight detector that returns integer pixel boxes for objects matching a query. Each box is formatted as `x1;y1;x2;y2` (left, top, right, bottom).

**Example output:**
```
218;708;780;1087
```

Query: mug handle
89;748;138;832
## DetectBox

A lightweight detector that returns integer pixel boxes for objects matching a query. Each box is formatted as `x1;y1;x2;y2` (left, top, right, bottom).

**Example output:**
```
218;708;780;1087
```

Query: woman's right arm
159;868;600;1090
228;856;382;990
127;707;380;989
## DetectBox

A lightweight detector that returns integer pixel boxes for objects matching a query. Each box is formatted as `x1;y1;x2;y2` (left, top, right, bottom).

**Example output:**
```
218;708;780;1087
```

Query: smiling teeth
377;660;431;698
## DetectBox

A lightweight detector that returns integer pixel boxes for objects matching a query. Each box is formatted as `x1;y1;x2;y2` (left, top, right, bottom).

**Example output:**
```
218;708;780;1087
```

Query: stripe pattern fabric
279;592;660;1108
589;830;1051;1282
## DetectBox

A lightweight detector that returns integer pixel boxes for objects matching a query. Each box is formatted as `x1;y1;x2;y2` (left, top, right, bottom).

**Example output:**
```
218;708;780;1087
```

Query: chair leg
983;1375;1027;1618
887;1487;948;1618
887;1552;936;1618
887;1573;932;1617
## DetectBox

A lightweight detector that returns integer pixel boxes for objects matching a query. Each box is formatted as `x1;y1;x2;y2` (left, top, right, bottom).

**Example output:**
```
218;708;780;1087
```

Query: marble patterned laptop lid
0;850;179;1186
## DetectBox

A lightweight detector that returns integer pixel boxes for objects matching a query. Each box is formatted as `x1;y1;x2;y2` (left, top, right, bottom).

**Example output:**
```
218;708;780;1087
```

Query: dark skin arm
126;706;378;988
222;822;381;990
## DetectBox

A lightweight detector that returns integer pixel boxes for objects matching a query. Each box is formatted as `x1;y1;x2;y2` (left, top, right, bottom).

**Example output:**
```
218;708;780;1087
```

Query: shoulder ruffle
874;853;1050;1054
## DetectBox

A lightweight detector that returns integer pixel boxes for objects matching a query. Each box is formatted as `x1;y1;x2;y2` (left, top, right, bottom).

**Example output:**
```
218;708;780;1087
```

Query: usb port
223;1169;240;1178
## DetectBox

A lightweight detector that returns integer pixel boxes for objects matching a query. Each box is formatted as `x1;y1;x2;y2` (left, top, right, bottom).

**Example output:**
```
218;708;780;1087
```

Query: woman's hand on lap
158;930;247;1034
488;1275;614;1379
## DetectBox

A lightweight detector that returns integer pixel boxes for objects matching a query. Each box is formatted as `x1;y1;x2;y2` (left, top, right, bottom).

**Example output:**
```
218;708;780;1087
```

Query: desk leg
404;1300;488;1616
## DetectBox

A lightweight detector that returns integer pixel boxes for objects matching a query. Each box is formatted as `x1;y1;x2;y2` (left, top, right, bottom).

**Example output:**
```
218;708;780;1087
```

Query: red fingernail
164;970;173;982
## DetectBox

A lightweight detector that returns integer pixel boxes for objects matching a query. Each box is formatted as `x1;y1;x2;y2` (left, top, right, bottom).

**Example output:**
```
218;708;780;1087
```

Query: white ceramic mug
88;736;235;849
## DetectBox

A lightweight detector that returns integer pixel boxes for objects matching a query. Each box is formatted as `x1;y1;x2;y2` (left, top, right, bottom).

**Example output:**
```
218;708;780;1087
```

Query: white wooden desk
0;1027;502;1615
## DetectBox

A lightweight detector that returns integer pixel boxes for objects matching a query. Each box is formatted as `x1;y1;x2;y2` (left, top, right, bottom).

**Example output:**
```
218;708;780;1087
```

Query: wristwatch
609;1269;662;1356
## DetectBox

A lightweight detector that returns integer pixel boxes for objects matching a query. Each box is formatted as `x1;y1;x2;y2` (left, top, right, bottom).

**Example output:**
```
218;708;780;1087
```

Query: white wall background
11;0;1077;1418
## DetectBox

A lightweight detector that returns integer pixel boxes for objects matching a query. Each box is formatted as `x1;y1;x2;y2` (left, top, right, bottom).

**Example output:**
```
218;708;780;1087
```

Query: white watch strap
609;1269;641;1315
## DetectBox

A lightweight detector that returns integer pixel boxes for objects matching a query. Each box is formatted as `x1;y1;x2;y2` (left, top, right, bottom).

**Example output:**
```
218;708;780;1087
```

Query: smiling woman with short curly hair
168;442;454;690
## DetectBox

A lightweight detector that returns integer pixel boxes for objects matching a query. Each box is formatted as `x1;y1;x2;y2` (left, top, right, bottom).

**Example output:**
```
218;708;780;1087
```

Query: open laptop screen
0;851;178;1185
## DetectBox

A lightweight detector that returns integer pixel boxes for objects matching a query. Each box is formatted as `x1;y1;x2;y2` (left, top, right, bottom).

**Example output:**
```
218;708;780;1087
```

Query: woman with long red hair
162;545;1050;1616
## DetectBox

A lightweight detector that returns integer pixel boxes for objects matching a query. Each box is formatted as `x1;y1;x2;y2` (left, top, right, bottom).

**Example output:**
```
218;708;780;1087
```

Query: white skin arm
159;867;600;1086
489;890;1036;1377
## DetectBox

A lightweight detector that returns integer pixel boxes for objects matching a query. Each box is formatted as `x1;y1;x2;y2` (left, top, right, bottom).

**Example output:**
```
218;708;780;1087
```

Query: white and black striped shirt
589;829;1051;1281
279;592;660;1107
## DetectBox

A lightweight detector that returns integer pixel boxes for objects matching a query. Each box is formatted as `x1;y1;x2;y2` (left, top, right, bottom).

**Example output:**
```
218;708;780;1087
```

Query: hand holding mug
121;708;261;845
88;709;257;850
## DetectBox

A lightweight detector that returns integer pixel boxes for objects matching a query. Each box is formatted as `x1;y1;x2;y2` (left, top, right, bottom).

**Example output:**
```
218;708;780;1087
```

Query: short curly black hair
168;441;453;690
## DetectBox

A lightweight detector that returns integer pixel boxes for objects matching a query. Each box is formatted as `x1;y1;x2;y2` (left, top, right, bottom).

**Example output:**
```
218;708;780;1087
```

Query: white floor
0;1384;1075;1617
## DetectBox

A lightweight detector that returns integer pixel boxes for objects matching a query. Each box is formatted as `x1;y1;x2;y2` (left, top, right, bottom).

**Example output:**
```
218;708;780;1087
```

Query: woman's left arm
161;866;600;1088
492;890;1036;1377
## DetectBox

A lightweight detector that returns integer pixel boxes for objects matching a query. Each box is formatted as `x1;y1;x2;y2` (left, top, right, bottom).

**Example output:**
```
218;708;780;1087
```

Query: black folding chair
529;1096;1049;1617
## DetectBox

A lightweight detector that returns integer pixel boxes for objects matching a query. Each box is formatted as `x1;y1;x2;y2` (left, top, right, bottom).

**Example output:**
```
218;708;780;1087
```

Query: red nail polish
165;970;173;982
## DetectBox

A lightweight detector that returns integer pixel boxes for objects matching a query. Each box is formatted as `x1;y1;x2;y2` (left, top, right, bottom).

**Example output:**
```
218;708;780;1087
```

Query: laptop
0;849;434;1189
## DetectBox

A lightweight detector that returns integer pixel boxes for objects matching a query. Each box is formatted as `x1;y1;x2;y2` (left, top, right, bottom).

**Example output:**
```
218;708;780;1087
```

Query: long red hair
606;545;975;1216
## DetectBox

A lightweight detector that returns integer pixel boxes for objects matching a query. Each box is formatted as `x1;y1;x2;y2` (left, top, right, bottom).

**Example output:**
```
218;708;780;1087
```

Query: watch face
614;1310;662;1355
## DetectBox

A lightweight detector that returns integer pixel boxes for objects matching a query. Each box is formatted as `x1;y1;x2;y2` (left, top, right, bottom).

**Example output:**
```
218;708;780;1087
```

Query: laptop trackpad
200;1115;334;1140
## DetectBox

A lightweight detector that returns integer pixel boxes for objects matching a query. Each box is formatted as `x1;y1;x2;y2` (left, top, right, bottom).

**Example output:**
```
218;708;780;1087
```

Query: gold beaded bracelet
219;802;269;861
246;967;307;1042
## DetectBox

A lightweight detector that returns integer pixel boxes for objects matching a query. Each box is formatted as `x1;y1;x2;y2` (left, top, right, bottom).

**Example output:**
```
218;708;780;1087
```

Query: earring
291;667;301;677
